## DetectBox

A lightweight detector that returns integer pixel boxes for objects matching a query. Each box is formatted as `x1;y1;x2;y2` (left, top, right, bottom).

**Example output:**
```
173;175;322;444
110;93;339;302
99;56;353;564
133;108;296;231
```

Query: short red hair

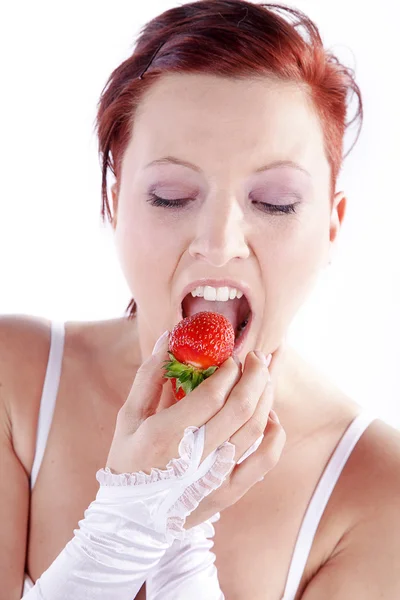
95;0;363;320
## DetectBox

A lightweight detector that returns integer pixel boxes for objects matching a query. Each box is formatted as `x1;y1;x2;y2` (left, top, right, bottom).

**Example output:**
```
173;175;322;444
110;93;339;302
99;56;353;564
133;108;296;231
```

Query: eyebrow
144;155;311;177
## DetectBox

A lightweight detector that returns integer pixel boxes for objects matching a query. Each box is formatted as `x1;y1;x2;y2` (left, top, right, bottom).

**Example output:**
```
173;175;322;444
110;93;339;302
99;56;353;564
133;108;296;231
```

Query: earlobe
330;191;346;240
335;190;347;227
327;191;347;266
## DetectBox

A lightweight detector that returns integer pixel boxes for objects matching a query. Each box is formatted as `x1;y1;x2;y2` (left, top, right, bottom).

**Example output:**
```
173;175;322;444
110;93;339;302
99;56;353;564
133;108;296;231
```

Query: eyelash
147;193;298;215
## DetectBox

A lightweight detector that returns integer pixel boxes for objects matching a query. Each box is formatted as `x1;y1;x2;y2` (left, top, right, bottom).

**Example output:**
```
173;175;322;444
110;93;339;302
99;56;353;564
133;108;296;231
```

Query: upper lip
179;278;254;315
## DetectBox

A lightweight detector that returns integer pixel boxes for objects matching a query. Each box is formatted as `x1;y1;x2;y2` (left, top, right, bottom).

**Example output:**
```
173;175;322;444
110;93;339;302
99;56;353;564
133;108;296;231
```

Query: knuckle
204;360;241;407
203;492;222;514
223;477;242;503
212;391;228;412
217;479;233;505
135;360;150;378
236;394;254;419
278;426;287;446
138;412;154;431
138;414;159;441
134;362;152;390
267;436;286;467
264;379;273;393
116;405;136;431
248;417;265;439
225;355;241;372
116;405;126;424
137;354;161;380
139;416;172;456
205;380;228;411
268;447;281;467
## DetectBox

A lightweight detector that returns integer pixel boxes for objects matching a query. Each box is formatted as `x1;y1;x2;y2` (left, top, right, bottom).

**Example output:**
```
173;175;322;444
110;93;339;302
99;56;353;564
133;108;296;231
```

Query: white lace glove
145;513;224;599
22;425;236;600
145;433;264;599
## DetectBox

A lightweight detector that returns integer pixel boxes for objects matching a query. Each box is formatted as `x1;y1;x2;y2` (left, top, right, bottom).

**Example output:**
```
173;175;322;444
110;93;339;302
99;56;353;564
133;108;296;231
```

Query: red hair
94;0;363;320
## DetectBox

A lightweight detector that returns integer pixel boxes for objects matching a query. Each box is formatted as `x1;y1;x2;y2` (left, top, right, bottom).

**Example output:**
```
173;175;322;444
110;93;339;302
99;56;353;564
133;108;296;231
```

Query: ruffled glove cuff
96;424;235;543
23;425;235;600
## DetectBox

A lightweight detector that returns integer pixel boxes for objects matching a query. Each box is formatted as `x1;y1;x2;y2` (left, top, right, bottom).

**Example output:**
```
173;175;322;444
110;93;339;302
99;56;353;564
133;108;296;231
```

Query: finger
156;354;242;432
229;367;274;463
229;340;287;463
225;416;286;501
265;339;286;380
185;414;285;530
201;350;270;460
122;330;171;425
228;340;286;463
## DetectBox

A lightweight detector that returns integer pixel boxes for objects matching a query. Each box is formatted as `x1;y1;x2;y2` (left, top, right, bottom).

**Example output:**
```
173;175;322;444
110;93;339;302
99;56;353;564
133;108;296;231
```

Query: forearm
23;425;234;600
145;433;265;599
23;487;171;600
146;515;224;599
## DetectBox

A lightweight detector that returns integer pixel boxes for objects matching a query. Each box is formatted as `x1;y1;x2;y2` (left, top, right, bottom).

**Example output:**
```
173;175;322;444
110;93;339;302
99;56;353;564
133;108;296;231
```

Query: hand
184;343;286;529
106;333;286;527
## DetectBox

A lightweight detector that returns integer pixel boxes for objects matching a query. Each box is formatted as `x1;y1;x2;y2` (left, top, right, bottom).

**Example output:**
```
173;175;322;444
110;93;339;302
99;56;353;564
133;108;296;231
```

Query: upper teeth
190;285;244;301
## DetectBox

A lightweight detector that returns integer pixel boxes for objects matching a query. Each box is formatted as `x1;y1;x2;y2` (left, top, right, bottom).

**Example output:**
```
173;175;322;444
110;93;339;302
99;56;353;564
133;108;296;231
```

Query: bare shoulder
0;314;137;473
0;314;52;405
344;416;400;507
290;353;400;597
0;313;131;406
0;314;96;472
301;419;400;598
0;315;55;470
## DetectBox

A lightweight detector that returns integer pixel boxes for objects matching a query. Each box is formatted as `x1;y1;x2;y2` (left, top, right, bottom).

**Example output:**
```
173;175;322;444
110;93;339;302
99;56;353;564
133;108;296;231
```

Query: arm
23;425;235;599
302;429;400;599
23;480;172;599
146;514;224;599
301;508;400;599
0;392;30;600
0;315;45;600
145;437;265;599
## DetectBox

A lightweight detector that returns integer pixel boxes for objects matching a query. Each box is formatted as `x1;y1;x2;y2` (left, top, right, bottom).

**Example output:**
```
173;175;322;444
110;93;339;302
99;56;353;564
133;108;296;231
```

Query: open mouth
181;292;252;351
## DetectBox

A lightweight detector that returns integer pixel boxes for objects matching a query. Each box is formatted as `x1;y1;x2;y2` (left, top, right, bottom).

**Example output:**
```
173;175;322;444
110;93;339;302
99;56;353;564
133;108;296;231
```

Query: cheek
114;202;181;301
262;219;328;316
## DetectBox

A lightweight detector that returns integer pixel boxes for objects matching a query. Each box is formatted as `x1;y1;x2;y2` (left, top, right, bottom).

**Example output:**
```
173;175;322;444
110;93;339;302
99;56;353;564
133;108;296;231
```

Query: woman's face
112;73;345;361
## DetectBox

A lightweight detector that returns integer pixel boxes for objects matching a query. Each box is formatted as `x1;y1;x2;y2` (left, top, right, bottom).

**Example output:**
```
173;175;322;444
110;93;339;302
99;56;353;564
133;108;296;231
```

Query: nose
188;195;250;267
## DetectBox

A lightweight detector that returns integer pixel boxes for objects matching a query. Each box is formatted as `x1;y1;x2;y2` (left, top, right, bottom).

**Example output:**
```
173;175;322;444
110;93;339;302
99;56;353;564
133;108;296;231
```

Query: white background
0;1;399;426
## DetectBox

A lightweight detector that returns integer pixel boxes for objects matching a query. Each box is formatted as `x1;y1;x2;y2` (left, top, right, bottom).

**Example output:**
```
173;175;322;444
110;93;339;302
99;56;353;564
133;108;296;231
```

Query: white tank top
22;321;377;599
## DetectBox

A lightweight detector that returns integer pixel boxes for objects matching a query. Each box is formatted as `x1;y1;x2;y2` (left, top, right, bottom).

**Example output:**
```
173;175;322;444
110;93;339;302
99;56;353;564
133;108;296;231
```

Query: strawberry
162;311;235;401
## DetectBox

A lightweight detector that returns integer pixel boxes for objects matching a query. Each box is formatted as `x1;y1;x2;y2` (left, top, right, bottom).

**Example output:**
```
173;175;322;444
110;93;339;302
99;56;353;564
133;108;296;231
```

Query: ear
327;191;346;265
111;182;118;229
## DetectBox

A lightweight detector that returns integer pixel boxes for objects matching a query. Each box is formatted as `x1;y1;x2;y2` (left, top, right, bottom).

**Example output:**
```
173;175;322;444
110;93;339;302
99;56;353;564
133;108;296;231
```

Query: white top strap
30;321;65;490
281;409;377;600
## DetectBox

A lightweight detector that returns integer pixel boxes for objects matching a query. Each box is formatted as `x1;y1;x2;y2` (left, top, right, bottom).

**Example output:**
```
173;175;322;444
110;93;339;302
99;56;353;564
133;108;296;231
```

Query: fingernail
152;330;169;355
254;351;272;367
269;409;280;424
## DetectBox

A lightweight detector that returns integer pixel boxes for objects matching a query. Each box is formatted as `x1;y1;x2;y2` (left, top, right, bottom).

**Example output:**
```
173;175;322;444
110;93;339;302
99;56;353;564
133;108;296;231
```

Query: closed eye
256;202;298;214
147;193;299;215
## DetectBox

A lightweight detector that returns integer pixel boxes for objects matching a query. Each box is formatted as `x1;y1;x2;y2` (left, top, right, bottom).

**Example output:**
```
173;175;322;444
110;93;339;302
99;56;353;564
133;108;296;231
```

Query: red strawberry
162;311;235;401
171;377;187;401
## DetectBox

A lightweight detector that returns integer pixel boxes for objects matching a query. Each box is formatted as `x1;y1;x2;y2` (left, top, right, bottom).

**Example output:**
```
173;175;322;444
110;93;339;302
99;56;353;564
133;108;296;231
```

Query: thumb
123;330;171;424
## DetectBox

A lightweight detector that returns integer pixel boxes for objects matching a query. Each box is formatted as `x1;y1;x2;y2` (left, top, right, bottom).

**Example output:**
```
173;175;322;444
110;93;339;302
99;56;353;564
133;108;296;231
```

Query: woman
2;0;399;598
